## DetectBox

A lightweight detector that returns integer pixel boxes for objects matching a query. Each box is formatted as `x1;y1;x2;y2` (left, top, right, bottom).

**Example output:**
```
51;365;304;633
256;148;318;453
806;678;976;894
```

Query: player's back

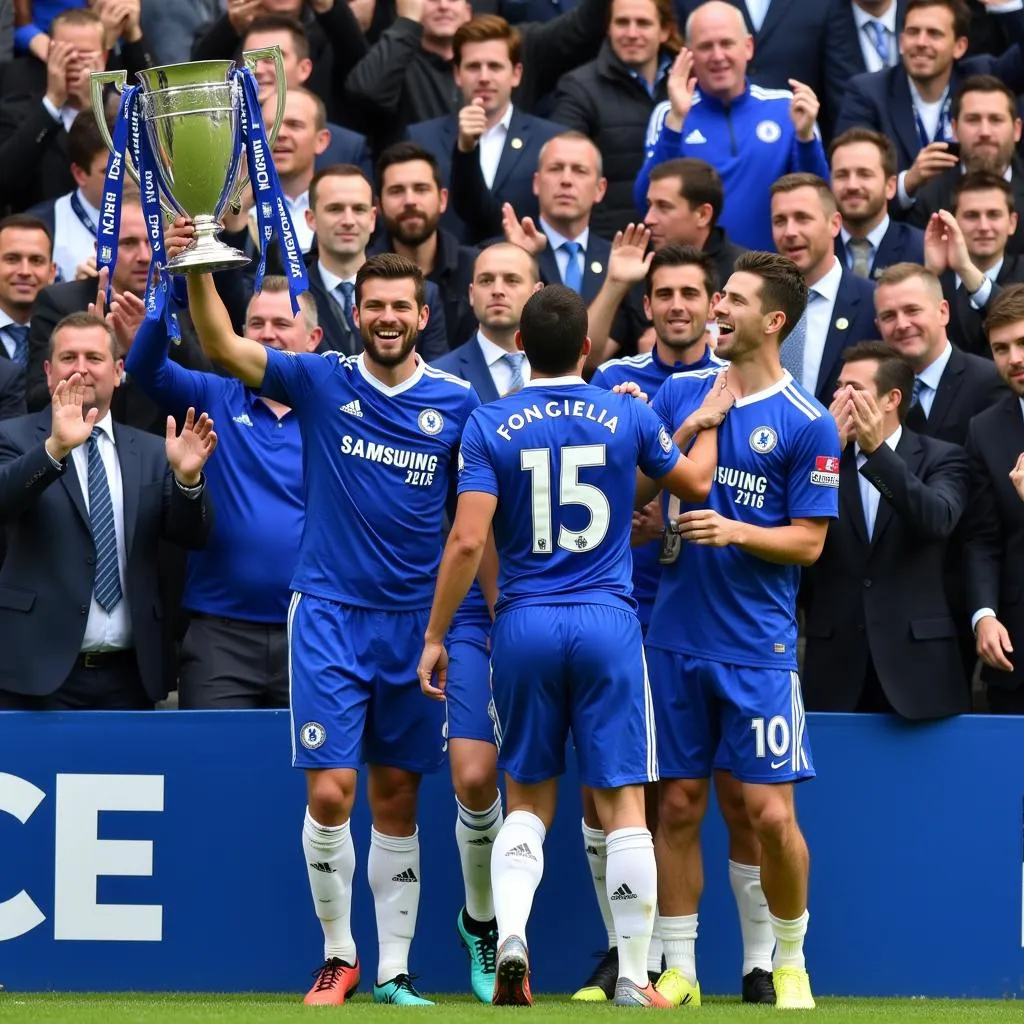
458;378;677;614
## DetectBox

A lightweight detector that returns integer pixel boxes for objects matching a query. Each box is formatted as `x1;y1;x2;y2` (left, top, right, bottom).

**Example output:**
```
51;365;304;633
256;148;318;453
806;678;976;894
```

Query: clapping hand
46;373;100;462
88;267;145;357
502;202;548;256
607;224;653;287
665;48;698;131
165;408;217;487
788;79;820;142
1010;452;1024;502
847;386;884;454
828;386;856;452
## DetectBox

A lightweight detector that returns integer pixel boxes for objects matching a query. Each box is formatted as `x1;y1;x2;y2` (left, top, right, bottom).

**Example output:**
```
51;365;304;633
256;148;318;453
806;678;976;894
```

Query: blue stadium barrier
0;710;1022;997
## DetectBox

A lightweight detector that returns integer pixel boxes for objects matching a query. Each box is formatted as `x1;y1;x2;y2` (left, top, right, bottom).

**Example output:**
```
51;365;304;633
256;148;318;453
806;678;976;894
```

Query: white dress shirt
41;95;80;133
955;256;1004;311
744;0;770;33
914;340;953;418
477;331;531;396
856;424;903;538
316;261;357;319
479;104;514;190
853;0;898;73
801;257;844;394
70;412;133;652
52;189;102;283
539;218;590;285
840;214;891;274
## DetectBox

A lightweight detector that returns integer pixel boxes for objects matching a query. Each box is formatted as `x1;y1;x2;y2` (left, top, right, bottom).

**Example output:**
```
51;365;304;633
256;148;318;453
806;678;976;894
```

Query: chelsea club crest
749;426;778;454
418;409;444;435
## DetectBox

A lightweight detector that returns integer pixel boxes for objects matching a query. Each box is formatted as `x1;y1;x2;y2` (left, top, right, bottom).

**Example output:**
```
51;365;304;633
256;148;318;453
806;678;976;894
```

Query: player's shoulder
774;376;830;425
419;361;475;392
665;364;725;392
592;352;654;387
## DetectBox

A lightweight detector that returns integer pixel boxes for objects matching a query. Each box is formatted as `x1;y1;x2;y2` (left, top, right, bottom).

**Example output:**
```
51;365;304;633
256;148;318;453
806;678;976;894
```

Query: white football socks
729;859;775;974
582;820;617;948
302;808;357;964
771;909;809;970
605;827;658;987
661;913;699;985
491;810;546;947
367;827;421;984
648;917;664;974
455;794;502;923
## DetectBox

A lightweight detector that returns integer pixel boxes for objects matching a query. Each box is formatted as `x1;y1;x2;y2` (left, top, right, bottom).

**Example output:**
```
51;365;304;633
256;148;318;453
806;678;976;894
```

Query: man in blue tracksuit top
633;0;829;252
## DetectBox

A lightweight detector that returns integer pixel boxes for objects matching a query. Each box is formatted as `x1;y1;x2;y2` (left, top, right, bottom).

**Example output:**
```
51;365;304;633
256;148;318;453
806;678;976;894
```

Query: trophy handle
228;45;288;214
88;69;178;219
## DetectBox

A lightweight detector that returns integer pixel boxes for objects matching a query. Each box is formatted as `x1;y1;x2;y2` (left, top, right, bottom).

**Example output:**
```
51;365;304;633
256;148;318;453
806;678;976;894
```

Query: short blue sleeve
457;411;499;498
590;365;609;391
636;401;681;480
786;412;842;520
261;348;337;407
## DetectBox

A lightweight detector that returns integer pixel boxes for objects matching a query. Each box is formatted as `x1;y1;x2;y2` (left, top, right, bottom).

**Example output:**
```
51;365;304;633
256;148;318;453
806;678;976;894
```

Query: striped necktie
87;427;123;613
501;352;525;395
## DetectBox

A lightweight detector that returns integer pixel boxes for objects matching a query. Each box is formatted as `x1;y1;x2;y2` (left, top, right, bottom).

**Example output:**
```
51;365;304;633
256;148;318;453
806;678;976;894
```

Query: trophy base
165;224;251;275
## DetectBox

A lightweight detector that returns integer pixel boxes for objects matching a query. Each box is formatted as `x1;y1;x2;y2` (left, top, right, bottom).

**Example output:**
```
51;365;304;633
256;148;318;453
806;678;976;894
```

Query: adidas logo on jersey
232;413;254;427
309;861;335;874
468;836;494;846
505;842;537;861
610;884;638;901
391;868;419;883
340;399;363;418
684;129;707;144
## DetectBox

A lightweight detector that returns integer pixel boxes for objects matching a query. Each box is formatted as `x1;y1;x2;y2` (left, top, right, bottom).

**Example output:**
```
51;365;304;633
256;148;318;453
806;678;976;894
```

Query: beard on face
385;209;441;247
360;322;420;366
964;139;1016;175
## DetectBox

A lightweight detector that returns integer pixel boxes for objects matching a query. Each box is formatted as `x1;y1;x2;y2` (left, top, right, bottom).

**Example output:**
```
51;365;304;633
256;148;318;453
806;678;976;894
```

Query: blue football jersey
591;345;725;626
457;377;680;613
262;351;479;609
647;368;840;669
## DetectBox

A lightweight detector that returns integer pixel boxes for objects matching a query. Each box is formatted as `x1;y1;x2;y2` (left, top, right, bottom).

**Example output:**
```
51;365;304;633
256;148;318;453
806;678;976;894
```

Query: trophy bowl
91;48;287;275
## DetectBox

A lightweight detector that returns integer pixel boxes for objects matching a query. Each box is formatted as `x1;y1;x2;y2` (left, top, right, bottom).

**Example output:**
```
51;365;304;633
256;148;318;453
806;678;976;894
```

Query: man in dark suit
373;142;480;351
803;341;970;718
838;0;908;77
964;283;1024;711
927;171;1024;356
673;0;861;137
0;311;214;709
771;174;877;406
242;15;373;181
835;0;1024;176
304;164;449;361
25;200;218;432
905;75;1024;245
0;7;155;214
830;127;925;279
500;131;648;359
415;16;565;244
0;215;57;389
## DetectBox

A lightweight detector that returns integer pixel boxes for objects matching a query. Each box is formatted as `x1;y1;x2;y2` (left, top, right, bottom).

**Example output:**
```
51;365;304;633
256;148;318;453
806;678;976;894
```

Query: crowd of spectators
1;0;1024;720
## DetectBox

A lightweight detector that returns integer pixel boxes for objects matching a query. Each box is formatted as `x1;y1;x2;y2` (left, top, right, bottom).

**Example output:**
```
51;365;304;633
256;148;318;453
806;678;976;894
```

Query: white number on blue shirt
520;445;610;554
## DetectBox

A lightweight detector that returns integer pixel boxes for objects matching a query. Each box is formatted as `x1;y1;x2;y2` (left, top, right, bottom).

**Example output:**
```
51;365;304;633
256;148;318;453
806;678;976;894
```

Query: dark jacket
551;41;672;237
346;0;611;142
0;359;24;421
0;409;213;700
803;430;971;719
940;254;1024;358
704;226;747;291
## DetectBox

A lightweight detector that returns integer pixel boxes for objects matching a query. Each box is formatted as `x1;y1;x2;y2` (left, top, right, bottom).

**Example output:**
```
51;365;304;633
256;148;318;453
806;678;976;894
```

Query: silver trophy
90;48;287;274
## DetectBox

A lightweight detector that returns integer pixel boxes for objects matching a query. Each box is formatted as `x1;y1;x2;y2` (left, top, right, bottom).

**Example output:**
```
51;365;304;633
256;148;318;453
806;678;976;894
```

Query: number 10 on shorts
751;715;792;765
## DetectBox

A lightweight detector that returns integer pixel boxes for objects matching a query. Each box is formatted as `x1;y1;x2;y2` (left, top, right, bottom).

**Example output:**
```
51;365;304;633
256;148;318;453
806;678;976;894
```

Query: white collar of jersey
356;351;425;396
524;374;585;387
734;370;795;407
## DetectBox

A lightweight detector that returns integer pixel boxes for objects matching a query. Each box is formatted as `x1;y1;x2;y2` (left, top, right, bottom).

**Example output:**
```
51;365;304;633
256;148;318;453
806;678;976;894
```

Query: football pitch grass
1;994;1021;1022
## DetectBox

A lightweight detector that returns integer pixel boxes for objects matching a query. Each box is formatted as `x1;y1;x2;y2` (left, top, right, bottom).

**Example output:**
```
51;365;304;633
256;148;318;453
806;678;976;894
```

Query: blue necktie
337;281;356;333
911;377;928;414
6;323;29;367
560;241;583;293
780;311;808;384
87;427;123;613
866;20;890;67
501;352;525;395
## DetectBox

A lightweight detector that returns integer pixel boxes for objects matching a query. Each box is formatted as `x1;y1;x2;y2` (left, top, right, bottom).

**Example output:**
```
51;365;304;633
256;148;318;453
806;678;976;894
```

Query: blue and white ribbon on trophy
96;63;309;333
233;65;308;312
